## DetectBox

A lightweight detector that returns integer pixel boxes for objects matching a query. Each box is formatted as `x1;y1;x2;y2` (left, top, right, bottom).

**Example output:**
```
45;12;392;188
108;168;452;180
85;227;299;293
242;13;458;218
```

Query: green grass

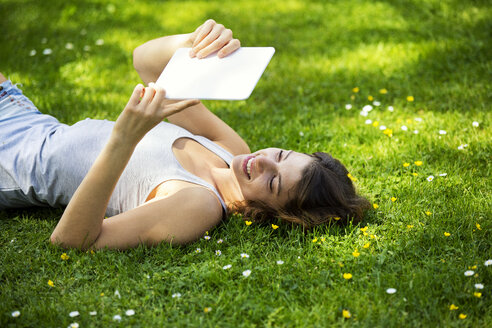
1;0;491;327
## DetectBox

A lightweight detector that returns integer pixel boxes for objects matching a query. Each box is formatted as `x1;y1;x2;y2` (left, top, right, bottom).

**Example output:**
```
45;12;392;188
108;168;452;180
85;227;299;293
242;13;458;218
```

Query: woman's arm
133;20;250;155
50;85;199;250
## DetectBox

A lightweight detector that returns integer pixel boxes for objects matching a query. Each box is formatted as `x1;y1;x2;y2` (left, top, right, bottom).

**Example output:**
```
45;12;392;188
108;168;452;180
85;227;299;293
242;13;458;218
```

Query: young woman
0;20;370;250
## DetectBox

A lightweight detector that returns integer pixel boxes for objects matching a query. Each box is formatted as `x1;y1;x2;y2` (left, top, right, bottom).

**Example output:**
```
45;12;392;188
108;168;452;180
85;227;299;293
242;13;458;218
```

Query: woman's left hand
188;19;241;59
113;84;199;145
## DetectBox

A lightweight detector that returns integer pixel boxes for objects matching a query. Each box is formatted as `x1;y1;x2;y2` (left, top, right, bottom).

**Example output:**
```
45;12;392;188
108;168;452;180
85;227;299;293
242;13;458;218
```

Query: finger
127;84;144;106
192;19;216;48
141;86;156;104
150;85;166;109
198;30;233;59
163;99;200;116
193;24;225;58
218;39;241;58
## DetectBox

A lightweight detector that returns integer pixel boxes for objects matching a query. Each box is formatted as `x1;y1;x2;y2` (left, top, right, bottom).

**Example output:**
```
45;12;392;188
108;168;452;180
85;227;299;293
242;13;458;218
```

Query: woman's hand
188;19;241;59
113;84;199;145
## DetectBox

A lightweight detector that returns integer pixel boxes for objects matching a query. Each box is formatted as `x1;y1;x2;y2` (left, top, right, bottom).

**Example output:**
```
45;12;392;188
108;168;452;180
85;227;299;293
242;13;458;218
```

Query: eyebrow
277;150;293;196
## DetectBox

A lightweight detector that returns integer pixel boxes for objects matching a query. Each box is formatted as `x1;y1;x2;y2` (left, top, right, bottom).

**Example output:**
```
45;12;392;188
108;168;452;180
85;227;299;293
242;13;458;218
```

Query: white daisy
125;309;135;316
11;311;20;317
360;110;368;117
373;101;381;106
472;121;479;127
240;253;249;258
95;39;104;46
242;270;251;277
68;323;79;328
485;259;492;266
195;248;201;253
215;250;222;256
41;37;47;44
114;290;121;299
223;264;232;270
217;239;223;244
439;173;447;177
401;125;408;131
386;288;397;294
113;314;122;322
89;311;97;316
387;106;394;112
42;48;52;55
299;131;304;137
379;125;387;130
439;130;447;135
80;29;87;35
345;104;352;110
362;105;373;112
65;43;74;50
413;130;419;134
414;118;422;122
69;311;79;317
29;49;36;56
276;260;284;265
426;175;434;182
172;293;182;298
365;119;372;125
464;270;474;276
83;45;91;52
204;236;211;240
474;283;484;289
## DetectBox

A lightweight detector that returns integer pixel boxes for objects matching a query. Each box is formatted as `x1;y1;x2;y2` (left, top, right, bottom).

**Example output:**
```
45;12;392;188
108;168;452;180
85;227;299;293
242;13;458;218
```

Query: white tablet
155;47;275;100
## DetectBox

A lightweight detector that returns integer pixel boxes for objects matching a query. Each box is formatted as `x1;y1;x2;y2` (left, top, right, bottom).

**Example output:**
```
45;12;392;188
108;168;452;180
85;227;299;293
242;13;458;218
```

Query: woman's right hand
112;84;199;145
188;19;241;59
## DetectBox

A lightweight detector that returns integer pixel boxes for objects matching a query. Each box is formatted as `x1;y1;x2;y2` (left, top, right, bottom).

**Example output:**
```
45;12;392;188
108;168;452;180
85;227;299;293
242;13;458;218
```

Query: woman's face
232;148;313;209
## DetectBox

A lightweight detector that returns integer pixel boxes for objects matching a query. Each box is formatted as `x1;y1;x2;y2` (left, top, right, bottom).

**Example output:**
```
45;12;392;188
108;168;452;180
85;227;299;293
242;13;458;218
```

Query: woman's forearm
50;136;137;249
133;33;193;84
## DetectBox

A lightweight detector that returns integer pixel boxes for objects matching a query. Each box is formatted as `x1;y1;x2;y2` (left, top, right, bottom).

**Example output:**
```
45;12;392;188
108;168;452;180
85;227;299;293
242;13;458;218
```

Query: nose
256;155;277;174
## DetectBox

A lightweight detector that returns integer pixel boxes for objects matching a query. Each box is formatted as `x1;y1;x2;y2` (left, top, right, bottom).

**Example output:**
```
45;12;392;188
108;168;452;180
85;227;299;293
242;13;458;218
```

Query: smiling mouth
243;156;255;179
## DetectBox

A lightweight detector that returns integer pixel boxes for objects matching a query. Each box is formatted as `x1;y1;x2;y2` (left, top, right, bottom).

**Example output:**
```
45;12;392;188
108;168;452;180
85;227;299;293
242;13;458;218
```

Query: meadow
0;0;490;327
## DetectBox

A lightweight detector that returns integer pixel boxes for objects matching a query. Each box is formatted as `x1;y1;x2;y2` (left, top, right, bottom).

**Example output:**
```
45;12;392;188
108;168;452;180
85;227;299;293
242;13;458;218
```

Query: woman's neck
210;166;244;209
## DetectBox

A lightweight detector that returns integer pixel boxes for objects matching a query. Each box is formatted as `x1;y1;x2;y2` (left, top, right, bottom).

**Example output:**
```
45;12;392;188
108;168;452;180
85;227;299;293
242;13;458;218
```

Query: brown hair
232;152;371;227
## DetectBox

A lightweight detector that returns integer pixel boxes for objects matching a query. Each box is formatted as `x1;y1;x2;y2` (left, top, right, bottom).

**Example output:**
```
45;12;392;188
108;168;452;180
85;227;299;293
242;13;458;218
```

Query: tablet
155;47;275;100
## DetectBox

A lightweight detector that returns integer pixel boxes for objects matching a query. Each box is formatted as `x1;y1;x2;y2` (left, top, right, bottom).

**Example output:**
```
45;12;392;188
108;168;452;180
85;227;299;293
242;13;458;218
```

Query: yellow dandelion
347;173;357;182
476;223;481;230
271;224;279;230
352;87;359;93
363;232;369;236
360;226;368;232
470;265;477;270
383;128;393;137
48;280;54;287
350;95;355;100
363;242;370;249
338;262;344;267
60;253;70;261
245;220;252;226
372;121;379;127
425;211;432;216
449;304;458;311
407;225;414;229
373;203;379;209
312;237;318;243
474;292;482;298
343;273;352;280
403;162;410;167
204;307;212;313
100;293;105;296
444;232;451;237
414;161;423;166
459;313;467;320
342;309;351;318
379;88;388;94
391;197;397;202
368;95;374;101
370;234;376;239
333;217;341;221
321;237;326;242
91;250;95;254
407;96;414;102
352;249;360;257
412;172;418;176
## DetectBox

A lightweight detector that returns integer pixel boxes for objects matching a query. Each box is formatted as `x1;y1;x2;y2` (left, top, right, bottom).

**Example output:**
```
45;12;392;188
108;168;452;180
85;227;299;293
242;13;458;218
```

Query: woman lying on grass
0;19;370;250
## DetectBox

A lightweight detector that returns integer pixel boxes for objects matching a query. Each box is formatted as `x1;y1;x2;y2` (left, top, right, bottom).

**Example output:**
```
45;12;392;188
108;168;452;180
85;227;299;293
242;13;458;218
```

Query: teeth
246;157;253;178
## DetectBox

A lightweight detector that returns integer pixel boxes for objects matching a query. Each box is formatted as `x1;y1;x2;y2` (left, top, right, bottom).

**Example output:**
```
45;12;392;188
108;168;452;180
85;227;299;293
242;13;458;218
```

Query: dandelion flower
475;223;481;230
352;87;359;93
372;121;379;127
277;260;284;265
407;225;414;229
48;280;54;287
383;128;393;137
407;96;414;102
360;226;368;232
343;273;352;280
333;217;341;221
401;125;408;131
459;313;467;320
347;173;357;181
245;220;252;226
312;237;318;243
386;288;397;294
363;242;370;248
391;197;397;202
427;175;434;182
367;95;373;101
11;311;20;317
444;232;451;237
240;253;249;258
215;250;222;256
449;304;459;311
345;104;352;110
439;130;447;135
352;249;360;257
379;88;388;94
388;106;394;112
242;270;251;277
272;224;279;230
373;203;379;209
464;270;474;276
223;264;232;270
69;311;79;317
414;161;423;166
474;283;484;289
204;235;211;240
100;293;104;296
204;307;212;313
473;292;482;298
472;121;479;127
425;211;432;216
484;259;492;266
113;315;122;322
342;309;351;318
412;172;418;176
61;253;70;260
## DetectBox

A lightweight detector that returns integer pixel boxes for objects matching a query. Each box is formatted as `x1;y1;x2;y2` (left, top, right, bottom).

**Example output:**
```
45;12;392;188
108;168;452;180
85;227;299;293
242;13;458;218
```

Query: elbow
133;45;146;75
49;232;92;251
